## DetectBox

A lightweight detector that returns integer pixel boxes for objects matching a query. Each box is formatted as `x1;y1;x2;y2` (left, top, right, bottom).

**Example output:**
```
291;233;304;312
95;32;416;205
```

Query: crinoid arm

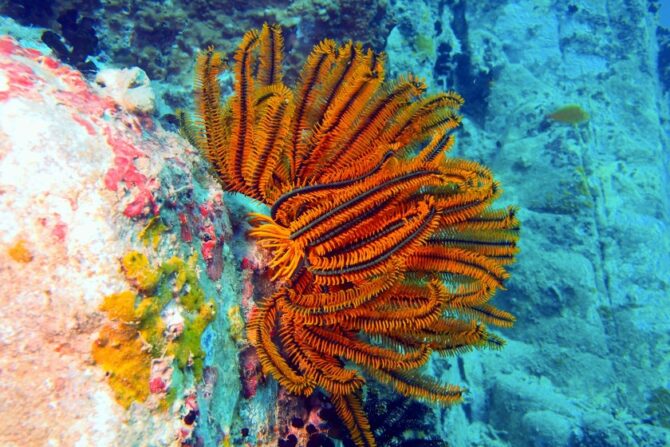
190;24;519;447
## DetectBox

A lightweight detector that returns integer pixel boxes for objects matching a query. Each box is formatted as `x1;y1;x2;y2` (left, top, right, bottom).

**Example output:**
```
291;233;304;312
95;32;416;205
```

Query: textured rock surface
418;1;670;446
0;36;245;446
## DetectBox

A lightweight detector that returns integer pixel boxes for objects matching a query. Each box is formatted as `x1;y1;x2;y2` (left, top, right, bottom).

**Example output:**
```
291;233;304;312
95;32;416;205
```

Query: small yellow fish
548;104;589;125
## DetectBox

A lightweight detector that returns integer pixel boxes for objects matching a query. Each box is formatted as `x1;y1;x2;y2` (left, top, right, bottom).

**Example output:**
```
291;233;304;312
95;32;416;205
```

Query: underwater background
0;0;669;446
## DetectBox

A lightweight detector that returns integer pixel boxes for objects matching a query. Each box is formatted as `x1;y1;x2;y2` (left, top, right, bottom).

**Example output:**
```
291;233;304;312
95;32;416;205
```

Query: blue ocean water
661;0;670;27
0;1;668;446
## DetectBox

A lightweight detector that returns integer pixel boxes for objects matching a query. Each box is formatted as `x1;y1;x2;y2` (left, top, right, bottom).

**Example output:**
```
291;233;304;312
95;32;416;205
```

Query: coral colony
182;24;518;446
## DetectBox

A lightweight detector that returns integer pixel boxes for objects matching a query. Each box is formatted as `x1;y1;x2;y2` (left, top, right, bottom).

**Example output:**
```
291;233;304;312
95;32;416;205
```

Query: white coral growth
94;67;155;114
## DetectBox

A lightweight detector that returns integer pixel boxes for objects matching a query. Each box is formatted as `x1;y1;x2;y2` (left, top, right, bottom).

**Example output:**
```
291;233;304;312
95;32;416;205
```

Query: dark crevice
434;0;494;126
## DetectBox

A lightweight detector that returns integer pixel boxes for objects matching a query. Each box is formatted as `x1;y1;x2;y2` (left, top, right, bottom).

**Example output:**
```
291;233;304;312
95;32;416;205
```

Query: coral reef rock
94;66;155;114
0;36;242;446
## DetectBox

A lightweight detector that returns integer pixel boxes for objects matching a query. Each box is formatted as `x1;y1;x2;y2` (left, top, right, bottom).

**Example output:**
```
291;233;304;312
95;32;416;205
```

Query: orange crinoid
185;24;519;447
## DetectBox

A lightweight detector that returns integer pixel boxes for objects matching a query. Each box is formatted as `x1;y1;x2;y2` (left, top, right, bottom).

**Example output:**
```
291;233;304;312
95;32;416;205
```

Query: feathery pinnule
184;24;519;447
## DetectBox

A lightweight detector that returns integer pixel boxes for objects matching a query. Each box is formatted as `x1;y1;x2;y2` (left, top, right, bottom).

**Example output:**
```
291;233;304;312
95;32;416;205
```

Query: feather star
181;24;520;447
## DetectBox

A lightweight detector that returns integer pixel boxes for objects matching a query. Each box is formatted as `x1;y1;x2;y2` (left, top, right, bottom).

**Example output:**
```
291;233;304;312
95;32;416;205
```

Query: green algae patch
227;304;246;347
139;216;168;249
93;250;216;409
162;254;205;311
162;254;215;377
168;301;215;378
136;295;169;356
121;251;160;293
